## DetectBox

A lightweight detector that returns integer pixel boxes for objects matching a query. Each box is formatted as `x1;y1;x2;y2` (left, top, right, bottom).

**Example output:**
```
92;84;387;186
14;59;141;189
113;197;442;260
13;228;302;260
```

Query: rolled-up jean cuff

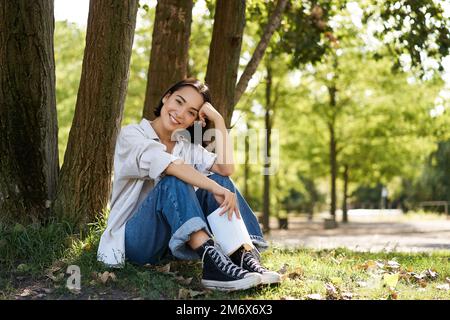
251;235;269;252
169;217;212;260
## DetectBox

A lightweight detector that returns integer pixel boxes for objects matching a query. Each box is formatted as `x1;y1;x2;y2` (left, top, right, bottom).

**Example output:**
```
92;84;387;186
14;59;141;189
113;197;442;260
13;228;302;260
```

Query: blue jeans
124;173;268;265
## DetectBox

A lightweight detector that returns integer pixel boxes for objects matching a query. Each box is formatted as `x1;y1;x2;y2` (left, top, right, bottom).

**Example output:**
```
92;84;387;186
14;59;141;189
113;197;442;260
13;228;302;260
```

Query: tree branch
234;0;289;106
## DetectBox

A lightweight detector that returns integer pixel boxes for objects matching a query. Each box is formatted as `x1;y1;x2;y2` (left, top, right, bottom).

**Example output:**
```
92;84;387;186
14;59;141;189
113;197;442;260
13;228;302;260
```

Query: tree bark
142;0;193;120
53;0;138;226
262;64;273;233
328;84;337;220
234;0;288;106
244;121;250;200
0;0;58;225
205;0;245;127
342;164;349;223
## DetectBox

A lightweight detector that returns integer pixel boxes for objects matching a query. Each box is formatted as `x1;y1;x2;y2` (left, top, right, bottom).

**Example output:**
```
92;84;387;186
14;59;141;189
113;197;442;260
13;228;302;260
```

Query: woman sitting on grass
97;78;281;291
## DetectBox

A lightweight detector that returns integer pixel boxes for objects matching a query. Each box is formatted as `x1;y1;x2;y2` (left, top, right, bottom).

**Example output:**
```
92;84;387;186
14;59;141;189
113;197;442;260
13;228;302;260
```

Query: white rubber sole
201;273;262;291
261;271;282;285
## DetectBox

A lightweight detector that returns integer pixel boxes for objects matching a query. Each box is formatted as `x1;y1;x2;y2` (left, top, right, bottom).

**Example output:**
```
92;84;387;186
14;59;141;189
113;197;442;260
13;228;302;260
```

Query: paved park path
264;209;450;253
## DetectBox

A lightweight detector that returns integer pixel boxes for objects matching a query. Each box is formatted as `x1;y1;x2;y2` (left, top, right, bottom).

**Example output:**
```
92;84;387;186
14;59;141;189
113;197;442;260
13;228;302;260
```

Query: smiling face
160;86;204;131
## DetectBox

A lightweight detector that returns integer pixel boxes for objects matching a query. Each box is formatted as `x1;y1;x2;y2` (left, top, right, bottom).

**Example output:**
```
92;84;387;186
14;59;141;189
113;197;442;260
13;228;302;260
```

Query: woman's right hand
212;185;241;221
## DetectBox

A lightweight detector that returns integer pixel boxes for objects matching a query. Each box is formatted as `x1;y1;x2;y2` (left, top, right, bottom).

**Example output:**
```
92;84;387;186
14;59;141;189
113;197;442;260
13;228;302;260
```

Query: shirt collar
140;118;160;141
140;118;188;143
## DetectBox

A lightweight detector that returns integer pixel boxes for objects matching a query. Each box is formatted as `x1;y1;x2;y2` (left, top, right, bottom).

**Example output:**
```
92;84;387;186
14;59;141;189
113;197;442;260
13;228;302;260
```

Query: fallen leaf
178;288;190;299
189;290;206;298
16;264;30;273
330;277;343;286
325;282;339;300
98;271;117;284
175;276;193;286
356;281;367;287
383;273;399;288
387;287;398;300
424;269;438;280
155;263;171;274
285;267;304;280
278;263;289;274
387;260;400;270
412;273;425;281
330;257;341;265
358;260;377;271
46;260;65;274
306;293;322;300
19;289;33;297
47;272;64;282
419;279;428;288
280;296;297;300
436;283;449;291
342;292;353;300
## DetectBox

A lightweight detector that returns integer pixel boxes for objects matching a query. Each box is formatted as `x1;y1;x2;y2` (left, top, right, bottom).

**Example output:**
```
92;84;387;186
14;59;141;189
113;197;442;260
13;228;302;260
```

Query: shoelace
240;249;267;273
201;245;247;278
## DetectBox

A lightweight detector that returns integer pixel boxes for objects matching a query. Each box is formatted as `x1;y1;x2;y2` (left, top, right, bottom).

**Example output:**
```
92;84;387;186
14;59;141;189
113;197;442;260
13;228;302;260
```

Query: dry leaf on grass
386;260;400;270
356;281;367;287
19;289;33;297
436;283;449;291
278;263;289;274
177;288;206;299
155;263;171;274
306;293;322;300
280;296;298;300
383;273;399;288
46;272;65;282
342;292;353;300
325;283;339;300
387;287;398;300
96;271;117;284
175;276;193;286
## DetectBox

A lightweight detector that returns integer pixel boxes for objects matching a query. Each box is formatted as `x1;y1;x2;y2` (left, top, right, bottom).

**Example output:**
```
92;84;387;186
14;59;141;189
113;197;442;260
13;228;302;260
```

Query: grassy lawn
1;218;449;300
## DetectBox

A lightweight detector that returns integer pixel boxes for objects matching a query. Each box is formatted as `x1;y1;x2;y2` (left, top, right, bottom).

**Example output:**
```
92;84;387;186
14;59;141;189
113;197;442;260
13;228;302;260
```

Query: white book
207;207;254;255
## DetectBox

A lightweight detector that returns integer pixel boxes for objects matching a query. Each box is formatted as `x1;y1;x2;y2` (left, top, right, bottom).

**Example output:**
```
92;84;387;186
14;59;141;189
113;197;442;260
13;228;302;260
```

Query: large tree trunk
262;65;273;233
53;0;138;226
205;0;245;127
234;0;288;106
142;0;193;120
0;0;58;225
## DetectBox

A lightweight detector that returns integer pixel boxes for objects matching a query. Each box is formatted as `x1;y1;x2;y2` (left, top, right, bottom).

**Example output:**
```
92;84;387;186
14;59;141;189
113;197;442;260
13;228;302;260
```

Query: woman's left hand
198;102;223;127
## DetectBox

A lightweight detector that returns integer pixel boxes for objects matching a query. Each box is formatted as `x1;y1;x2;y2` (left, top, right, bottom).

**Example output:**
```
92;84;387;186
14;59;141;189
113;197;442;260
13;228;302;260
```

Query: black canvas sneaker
196;240;262;291
230;246;281;285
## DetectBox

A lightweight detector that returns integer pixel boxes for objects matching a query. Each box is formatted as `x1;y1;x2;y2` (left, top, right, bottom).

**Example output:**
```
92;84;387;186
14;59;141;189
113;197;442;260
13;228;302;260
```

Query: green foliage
363;0;450;74
413;140;450;203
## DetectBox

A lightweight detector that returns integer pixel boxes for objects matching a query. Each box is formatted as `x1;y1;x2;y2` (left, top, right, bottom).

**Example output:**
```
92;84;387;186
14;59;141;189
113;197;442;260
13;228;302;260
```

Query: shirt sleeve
115;126;180;180
192;142;217;175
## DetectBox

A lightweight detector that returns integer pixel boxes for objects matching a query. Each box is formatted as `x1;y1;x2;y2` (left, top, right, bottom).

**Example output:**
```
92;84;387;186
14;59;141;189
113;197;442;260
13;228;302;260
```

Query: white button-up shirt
97;119;217;267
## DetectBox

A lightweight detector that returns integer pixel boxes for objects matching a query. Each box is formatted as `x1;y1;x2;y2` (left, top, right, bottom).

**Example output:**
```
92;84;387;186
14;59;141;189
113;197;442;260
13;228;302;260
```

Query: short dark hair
154;78;212;145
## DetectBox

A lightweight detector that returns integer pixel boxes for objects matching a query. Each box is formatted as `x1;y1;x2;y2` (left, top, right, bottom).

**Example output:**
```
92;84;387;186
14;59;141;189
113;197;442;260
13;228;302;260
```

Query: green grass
1;217;449;300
